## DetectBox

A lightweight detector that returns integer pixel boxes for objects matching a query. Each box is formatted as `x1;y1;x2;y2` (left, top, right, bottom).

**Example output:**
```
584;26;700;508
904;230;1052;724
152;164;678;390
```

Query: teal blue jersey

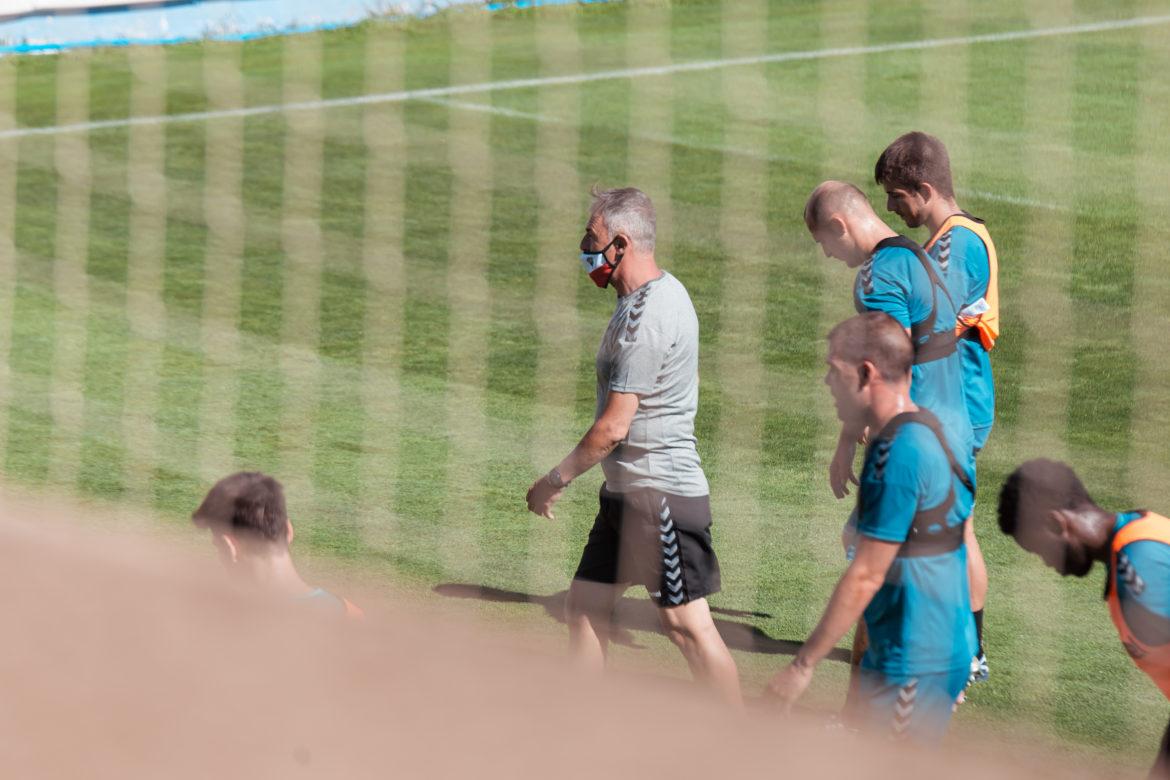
856;418;977;677
1112;512;1170;644
853;238;975;467
929;223;995;435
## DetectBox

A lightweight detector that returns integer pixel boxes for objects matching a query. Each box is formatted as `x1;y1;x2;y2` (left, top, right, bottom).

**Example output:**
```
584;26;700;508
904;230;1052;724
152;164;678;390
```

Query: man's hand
765;660;814;712
526;475;565;520
829;436;859;499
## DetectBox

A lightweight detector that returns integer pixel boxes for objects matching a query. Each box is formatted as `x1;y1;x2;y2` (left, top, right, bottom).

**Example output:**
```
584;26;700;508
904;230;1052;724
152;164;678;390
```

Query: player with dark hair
524;187;740;705
876;131;998;680
193;471;362;618
767;313;976;743
998;459;1170;777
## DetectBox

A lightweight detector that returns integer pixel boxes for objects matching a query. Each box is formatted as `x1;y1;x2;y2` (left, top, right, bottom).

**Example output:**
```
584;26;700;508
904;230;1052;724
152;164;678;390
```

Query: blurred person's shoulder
296;587;364;620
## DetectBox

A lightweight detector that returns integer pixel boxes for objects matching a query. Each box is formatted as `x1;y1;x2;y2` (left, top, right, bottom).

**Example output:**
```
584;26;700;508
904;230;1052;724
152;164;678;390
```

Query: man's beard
1060;546;1094;577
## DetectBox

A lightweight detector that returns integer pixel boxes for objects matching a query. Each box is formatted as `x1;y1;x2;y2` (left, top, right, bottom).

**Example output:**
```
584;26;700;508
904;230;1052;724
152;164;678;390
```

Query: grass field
2;0;1169;767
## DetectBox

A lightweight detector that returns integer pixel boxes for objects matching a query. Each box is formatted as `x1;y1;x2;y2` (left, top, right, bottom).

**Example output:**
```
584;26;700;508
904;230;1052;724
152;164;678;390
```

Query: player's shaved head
997;459;1095;538
827;312;913;380
803;180;876;232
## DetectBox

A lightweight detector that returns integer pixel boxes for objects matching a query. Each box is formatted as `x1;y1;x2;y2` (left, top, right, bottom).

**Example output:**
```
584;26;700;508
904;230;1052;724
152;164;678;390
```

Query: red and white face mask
580;237;624;288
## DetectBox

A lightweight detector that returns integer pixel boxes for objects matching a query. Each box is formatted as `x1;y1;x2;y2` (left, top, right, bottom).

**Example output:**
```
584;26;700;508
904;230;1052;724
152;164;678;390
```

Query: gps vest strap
871;235;958;366
1106;512;1170;699
865;409;973;558
925;213;1001;351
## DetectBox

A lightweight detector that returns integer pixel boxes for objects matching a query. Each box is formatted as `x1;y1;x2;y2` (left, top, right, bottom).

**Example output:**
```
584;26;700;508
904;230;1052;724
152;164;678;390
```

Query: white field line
0;13;1167;141
422;95;1067;212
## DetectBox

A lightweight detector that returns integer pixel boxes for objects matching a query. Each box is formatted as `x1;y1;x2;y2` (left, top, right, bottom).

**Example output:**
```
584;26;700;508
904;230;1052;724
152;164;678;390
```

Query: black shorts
573;484;721;607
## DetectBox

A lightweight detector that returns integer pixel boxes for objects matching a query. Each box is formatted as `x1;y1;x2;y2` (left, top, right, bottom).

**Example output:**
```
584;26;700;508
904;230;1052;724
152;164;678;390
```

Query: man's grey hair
589;186;656;252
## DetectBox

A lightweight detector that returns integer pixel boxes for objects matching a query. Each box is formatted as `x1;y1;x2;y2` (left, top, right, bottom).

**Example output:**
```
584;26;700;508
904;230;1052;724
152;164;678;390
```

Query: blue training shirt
854;239;975;471
930;225;995;435
1112;512;1170;647
856;420;977;677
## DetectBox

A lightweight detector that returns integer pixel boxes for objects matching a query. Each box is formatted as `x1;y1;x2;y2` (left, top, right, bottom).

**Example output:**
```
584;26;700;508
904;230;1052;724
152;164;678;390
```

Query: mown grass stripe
754;0;828;664
48;52;92;491
0;60;17;467
436;11;495;585
391;15;455;582
1050;7;1145;751
7;58;58;483
354;22;406;564
147;43;209;515
300;24;371;562
1129;9;1170;514
197;44;246;489
992;3;1079;748
232;40;288;475
121;46;169;504
275;33;330;551
479;8;541;588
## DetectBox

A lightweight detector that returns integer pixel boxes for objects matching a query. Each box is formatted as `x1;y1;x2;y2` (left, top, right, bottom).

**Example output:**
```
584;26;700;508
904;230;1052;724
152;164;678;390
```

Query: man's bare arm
525;391;639;520
792;537;899;669
556;391;640;481
765;537;900;704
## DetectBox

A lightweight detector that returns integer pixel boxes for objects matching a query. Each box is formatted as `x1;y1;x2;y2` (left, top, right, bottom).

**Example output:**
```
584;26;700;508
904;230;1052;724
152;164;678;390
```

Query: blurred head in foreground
192;471;293;565
191;472;359;616
997;459;1113;577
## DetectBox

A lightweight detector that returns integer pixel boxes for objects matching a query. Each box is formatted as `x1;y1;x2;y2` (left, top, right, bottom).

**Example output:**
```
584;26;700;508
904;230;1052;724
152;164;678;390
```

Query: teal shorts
856;666;969;745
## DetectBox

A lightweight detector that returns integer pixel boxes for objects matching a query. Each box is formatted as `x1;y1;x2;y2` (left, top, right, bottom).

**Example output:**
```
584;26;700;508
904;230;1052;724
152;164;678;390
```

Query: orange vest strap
1113;513;1170;552
925;215;1000;350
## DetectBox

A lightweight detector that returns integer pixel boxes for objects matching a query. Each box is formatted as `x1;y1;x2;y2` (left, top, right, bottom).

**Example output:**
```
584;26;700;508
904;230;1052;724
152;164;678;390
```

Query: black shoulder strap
874;235;958;321
870;409;973;558
874;408;974;496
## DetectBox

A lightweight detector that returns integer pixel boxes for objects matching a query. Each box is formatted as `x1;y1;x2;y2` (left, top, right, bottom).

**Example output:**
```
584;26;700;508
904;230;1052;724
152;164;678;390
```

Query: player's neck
1083;506;1118;564
857;220;898;259
866;388;916;433
612;255;662;297
924;198;962;237
243;551;314;597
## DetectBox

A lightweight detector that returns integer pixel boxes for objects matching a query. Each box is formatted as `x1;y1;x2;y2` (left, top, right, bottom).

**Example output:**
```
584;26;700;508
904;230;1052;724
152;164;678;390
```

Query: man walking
767;313;976;743
875;132;998;678
525;186;740;705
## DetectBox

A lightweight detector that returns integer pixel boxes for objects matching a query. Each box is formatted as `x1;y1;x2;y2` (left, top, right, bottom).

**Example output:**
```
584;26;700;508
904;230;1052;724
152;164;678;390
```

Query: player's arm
525;391;639;520
766;537;900;705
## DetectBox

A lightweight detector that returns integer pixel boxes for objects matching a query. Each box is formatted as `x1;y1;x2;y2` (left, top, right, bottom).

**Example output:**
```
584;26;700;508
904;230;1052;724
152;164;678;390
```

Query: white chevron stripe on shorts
658;496;685;606
891;679;919;739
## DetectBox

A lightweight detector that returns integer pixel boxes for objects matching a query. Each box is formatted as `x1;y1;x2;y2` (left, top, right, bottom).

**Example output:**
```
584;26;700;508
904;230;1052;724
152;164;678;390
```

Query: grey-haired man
525;186;741;705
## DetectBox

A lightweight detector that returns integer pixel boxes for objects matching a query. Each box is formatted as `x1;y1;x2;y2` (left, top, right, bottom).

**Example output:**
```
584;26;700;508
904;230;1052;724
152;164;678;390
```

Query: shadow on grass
433;583;849;663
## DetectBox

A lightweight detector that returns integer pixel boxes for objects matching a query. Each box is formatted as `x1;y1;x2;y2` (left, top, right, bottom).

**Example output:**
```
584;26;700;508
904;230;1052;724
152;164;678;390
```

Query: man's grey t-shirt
595;271;709;497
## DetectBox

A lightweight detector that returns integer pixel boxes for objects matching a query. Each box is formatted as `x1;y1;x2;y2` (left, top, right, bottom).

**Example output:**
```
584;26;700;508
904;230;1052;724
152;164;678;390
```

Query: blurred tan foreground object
0;505;1098;779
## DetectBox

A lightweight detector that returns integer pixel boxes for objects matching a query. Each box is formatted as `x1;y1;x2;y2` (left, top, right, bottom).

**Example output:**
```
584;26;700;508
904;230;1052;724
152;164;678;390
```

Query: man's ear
1046;509;1070;537
222;533;239;563
858;360;876;389
287;519;295;546
917;181;937;204
612;232;629;255
828;214;848;238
